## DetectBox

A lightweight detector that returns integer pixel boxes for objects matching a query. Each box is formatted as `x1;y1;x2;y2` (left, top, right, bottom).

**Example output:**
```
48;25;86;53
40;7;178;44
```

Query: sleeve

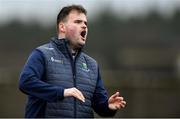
92;66;117;117
19;49;64;102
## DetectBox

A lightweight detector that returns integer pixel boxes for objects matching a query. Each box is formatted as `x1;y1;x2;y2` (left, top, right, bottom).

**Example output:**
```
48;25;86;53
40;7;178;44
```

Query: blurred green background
0;0;180;117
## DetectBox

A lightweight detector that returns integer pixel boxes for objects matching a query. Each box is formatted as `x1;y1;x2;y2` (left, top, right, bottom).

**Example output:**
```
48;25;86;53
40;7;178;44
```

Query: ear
59;22;66;33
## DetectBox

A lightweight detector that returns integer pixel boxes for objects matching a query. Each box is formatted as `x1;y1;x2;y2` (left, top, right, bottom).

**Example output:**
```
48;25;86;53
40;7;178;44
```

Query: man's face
63;10;88;50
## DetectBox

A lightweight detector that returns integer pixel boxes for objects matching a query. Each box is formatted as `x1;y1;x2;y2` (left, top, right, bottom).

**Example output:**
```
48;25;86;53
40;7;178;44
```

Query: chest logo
82;63;90;72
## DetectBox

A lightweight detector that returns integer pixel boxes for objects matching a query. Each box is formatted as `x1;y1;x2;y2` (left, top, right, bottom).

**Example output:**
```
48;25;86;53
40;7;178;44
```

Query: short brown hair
57;5;87;26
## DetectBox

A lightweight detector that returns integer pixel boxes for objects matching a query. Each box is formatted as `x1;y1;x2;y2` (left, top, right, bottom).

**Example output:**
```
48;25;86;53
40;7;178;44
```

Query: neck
71;49;78;57
71;49;77;54
58;34;64;40
58;34;81;55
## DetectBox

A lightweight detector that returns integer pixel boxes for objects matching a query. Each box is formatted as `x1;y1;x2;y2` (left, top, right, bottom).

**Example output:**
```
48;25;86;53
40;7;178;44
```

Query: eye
74;20;82;24
74;20;87;26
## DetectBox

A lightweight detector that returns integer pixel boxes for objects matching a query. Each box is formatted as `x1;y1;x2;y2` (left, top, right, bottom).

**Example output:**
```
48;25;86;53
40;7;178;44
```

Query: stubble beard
67;37;85;51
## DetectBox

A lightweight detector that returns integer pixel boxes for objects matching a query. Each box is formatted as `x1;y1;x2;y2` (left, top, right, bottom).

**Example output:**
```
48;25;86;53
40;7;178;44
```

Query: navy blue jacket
19;37;116;118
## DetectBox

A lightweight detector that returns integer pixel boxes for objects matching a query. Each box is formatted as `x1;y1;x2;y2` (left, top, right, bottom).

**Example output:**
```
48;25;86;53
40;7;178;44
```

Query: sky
0;0;180;27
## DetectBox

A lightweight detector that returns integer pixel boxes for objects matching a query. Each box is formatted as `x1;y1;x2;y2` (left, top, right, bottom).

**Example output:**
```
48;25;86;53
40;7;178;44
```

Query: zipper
68;52;77;118
72;58;77;118
64;40;80;118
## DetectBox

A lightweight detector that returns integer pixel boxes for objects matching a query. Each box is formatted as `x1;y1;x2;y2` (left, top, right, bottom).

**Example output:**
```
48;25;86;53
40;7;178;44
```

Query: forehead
67;10;87;21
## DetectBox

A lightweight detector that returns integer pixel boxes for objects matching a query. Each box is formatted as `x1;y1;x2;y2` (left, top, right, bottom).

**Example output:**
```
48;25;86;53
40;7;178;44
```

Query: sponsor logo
50;57;63;64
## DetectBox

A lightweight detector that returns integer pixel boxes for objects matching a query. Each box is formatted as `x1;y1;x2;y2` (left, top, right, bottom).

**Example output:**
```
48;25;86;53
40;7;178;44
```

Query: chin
77;43;85;49
79;41;86;45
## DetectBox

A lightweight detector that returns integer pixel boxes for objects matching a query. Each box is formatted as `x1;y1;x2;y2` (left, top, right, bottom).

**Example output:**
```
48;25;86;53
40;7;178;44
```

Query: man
19;5;126;118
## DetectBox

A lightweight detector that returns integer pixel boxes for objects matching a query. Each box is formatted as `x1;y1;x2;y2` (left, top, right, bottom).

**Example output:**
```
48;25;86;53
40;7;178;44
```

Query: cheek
67;26;78;36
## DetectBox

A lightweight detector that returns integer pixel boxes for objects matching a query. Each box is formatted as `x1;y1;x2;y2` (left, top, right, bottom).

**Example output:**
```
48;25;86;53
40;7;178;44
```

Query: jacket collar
50;37;83;59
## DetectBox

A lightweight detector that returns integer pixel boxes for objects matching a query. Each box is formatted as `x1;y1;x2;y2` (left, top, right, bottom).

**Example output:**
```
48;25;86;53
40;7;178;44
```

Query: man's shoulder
36;37;55;50
34;42;55;59
36;43;52;50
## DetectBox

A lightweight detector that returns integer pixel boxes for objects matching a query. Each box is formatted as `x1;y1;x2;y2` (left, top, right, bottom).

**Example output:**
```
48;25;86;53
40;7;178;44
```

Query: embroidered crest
82;63;90;72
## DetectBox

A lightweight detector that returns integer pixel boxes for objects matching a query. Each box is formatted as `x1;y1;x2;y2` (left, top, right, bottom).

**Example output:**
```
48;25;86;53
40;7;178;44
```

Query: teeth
81;31;86;38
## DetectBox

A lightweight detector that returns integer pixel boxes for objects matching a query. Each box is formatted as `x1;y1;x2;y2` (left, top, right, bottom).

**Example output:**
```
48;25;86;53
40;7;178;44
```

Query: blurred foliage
0;9;180;117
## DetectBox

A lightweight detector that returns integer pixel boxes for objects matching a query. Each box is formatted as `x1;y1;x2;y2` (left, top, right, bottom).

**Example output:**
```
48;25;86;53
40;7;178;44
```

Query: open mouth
80;30;86;38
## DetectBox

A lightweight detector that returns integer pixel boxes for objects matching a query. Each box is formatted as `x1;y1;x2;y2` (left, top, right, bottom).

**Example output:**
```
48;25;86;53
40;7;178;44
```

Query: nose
82;22;87;29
